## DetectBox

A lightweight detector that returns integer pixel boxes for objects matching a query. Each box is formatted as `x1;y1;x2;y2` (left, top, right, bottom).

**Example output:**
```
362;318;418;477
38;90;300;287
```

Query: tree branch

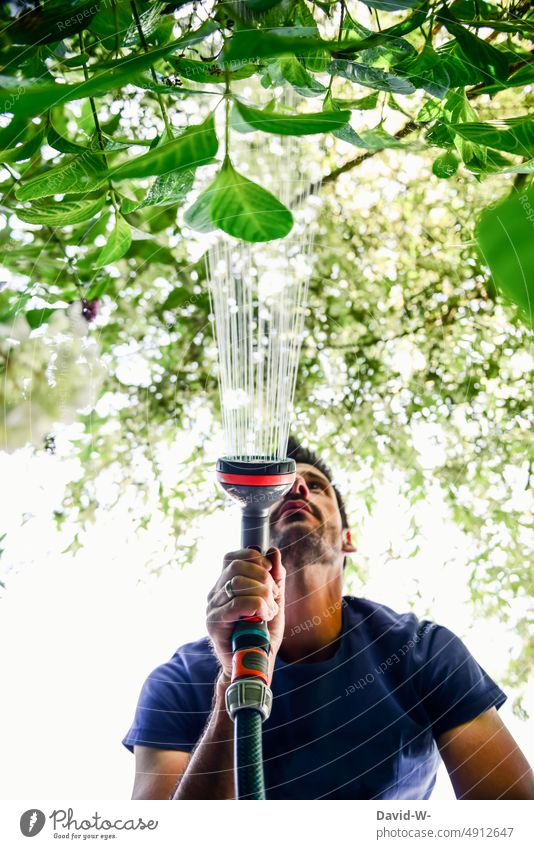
297;19;534;201
466;50;534;99
293;119;420;206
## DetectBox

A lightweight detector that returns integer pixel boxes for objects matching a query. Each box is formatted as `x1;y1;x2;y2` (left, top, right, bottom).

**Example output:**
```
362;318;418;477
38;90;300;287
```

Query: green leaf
121;170;195;213
432;151;459;178
476;186;534;327
15;153;107;201
505;63;534;89
25;308;60;329
436;48;482;87
226;12;427;65
438;13;510;83
61;53;90;69
86;278;110;300
184;189;217;233
101;113;122;136
225;27;325;63
5;0;98;46
229;102;257;134
89;0;134;50
359;127;409;149
334;7;430;57
0;290;30;323
0;23;219;118
0;114;27;150
395;45;451;99
364;0;420;9
207;157;293;242
47;121;91;155
455;17;534;37
449;117;534;157
109;115;218;180
161;287;195;310
491;159;534;175
341;15;416;67
95;215;132;267
464;149;514;175
331;92;379;110
125;240;177;266
244;0;283;10
333;121;408;150
169;57;256;83
0;127;44;164
449;0;502;21
328;59;416;94
428;89;484;164
417;99;444;123
123;2;168;47
234;100;351;135
332;124;367;147
15;193;107;226
268;55;326;97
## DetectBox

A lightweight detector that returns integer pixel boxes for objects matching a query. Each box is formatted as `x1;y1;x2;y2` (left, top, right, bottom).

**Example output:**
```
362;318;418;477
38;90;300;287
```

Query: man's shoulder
147;634;219;684
170;634;218;669
343;594;436;639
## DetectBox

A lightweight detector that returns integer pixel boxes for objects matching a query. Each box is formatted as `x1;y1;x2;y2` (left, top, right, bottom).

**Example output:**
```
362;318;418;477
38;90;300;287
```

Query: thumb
267;547;285;595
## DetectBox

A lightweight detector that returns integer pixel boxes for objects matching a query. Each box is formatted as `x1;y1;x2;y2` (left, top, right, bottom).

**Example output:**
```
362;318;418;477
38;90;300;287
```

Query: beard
269;512;339;566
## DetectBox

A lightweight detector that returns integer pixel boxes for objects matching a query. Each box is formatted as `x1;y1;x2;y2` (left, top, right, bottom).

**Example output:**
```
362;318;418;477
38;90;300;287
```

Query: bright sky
0;429;532;801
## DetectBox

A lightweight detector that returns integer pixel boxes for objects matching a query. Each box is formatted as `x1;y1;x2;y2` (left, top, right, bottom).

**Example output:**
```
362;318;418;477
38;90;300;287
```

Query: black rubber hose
234;709;266;800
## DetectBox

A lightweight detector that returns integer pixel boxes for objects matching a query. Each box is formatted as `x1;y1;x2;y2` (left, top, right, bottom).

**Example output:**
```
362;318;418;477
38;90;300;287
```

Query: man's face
269;463;344;565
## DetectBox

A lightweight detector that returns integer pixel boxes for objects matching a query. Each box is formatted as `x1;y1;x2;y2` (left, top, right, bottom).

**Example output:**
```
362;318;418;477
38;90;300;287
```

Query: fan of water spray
207;228;313;460
206;100;318;461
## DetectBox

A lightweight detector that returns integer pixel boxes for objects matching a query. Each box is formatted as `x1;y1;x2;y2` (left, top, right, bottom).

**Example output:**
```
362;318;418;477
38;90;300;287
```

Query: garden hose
235;710;265;800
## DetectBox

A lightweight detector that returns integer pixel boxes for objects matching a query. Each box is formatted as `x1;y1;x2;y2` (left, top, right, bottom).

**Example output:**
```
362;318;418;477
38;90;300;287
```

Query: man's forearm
173;654;276;800
172;673;235;800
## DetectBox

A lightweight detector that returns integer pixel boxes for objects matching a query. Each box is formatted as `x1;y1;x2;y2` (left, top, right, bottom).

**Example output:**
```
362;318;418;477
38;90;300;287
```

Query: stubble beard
269;516;338;568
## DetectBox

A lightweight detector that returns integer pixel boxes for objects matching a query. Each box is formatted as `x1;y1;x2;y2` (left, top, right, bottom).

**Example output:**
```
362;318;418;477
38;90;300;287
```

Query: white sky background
0;428;532;801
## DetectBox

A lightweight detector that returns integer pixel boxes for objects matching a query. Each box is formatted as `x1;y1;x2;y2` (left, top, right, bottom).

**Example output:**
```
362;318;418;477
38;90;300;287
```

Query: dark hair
286;436;351;569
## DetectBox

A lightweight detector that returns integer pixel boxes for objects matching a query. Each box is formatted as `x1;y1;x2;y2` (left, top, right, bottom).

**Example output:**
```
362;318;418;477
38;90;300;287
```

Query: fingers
211;573;279;610
223;548;272;571
207;548;283;628
266;547;285;597
207;594;278;624
208;549;278;605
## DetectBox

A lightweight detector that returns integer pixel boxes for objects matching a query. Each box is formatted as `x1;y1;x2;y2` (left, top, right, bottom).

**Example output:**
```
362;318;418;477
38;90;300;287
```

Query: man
123;439;534;800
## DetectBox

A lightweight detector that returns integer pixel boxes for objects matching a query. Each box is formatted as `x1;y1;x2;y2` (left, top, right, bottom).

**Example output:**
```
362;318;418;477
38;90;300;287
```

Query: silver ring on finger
224;577;235;600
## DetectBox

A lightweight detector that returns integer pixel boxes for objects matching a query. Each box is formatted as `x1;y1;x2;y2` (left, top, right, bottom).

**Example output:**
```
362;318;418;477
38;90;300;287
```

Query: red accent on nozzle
217;471;295;486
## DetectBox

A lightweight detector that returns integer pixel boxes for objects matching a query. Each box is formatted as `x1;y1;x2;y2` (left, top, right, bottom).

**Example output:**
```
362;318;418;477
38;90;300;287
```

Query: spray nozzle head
216;457;296;512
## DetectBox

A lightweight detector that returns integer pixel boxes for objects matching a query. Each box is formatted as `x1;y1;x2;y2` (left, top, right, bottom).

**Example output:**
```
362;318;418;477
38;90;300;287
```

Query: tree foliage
0;1;533;706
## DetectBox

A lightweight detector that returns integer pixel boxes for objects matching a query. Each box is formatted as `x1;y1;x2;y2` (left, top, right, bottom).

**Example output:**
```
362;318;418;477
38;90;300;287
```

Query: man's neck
278;563;344;664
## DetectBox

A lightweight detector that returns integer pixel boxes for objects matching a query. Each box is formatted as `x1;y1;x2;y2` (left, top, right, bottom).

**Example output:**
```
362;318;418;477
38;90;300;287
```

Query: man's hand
206;547;286;684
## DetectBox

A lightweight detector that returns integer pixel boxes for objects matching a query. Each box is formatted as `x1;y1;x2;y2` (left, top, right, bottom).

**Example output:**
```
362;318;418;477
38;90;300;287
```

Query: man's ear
342;528;357;554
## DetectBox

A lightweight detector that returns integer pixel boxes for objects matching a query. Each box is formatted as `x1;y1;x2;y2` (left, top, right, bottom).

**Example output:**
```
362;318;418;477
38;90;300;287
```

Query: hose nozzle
216;457;296;552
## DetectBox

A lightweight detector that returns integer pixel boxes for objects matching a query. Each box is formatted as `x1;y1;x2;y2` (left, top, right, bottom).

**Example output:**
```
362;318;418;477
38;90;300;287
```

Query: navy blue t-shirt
122;596;506;799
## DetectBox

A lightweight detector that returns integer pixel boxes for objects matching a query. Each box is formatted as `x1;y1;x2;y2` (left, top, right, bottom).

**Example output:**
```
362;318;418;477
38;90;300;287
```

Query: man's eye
309;482;322;490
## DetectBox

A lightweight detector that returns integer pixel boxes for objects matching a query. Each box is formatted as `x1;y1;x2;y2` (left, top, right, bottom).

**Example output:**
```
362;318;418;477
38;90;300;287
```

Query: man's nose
288;474;309;500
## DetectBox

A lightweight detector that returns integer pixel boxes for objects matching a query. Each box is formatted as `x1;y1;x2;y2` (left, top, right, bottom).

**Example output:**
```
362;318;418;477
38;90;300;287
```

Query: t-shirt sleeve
122;652;201;754
409;622;507;738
